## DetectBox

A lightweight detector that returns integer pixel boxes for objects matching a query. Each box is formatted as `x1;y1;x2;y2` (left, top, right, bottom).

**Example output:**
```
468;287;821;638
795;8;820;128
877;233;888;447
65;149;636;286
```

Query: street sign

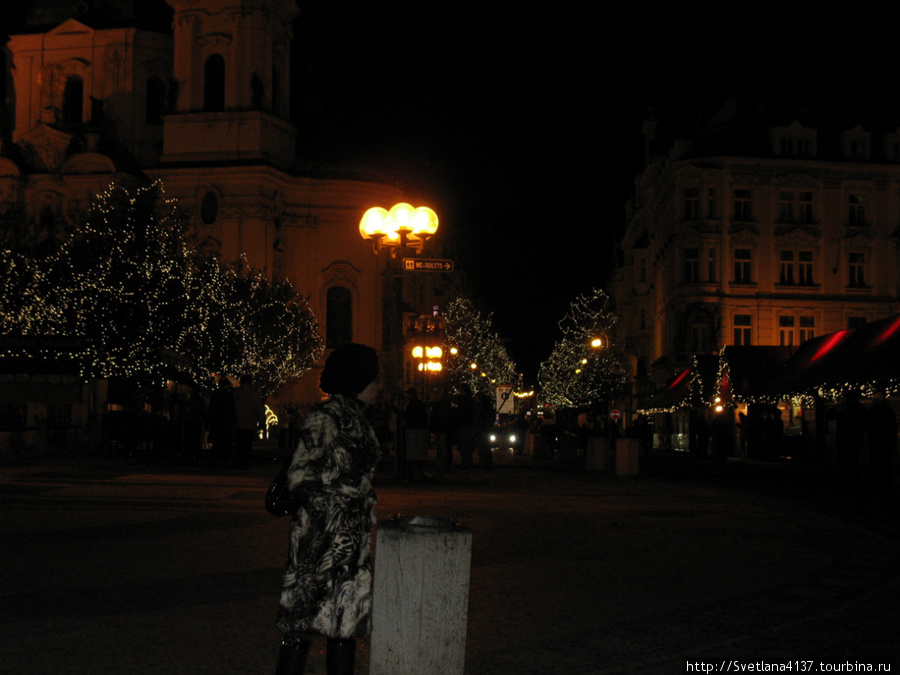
609;409;622;421
496;384;514;414
402;258;454;272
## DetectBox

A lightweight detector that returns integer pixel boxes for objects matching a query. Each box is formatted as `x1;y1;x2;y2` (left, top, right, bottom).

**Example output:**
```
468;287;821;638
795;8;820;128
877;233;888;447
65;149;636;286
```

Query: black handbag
265;464;296;517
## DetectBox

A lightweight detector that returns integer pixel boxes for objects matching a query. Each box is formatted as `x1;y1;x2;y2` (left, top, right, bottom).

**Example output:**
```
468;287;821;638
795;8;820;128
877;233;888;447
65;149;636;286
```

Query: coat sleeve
286;408;337;502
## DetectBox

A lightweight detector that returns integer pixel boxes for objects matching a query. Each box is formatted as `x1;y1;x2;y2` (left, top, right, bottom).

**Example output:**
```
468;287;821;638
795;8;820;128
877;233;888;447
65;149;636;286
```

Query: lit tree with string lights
35;180;191;383
178;255;323;396
538;288;627;410
443;297;519;399
1;181;323;395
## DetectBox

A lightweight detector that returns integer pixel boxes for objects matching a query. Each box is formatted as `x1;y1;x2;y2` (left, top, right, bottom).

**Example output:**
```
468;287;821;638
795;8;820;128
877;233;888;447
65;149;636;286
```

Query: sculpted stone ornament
18;124;73;172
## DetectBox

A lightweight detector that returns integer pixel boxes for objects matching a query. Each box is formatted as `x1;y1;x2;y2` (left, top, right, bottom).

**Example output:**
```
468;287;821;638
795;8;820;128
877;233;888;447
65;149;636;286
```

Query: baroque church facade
1;0;445;413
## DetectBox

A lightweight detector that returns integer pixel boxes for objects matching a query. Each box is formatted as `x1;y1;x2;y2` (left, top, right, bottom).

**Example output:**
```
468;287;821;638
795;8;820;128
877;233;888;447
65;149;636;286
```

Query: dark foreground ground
2;447;898;674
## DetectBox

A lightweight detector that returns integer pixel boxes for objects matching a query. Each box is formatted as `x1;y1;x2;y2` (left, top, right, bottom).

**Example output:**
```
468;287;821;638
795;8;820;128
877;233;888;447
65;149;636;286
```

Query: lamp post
359;202;439;388
360;203;439;477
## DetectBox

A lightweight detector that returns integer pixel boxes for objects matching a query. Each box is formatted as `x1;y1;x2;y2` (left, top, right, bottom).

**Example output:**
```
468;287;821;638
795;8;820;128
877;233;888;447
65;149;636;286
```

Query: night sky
288;2;896;383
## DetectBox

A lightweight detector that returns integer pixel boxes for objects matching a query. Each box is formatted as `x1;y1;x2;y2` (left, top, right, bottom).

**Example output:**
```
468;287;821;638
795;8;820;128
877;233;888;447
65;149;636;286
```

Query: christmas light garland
538;288;626;410
443;297;519;400
1;180;323;396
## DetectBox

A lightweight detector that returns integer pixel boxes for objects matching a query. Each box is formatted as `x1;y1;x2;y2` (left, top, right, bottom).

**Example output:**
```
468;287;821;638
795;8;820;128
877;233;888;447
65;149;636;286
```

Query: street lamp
359;202;440;478
412;344;444;373
359;203;439;254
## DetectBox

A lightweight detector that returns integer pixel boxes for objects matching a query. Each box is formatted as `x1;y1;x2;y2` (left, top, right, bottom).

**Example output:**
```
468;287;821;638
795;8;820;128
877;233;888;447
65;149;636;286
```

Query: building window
204;54;226;112
638;257;647;284
707;246;717;282
683;247;699;283
778;192;795;223
779;316;795;346
200;191;219;225
733;189;753;221
689;318;711;353
779;137;814;158
778;250;814;286
707;187;717;218
733;248;753;284
887;138;900;162
779;315;816;345
325;285;353;348
848;139;869;160
639;309;646;330
684;188;700;220
272;65;281;114
62;75;84;125
146;76;167;124
848;252;867;287
799;316;815;342
778;191;814;224
48;403;72;428
798;192;813;223
848;194;866;226
734;314;752;346
0;402;26;432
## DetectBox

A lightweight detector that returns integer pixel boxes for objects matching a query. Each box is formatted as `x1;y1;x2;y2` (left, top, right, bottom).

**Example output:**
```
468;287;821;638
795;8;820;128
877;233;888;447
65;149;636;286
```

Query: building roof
649;93;900;164
15;0;172;34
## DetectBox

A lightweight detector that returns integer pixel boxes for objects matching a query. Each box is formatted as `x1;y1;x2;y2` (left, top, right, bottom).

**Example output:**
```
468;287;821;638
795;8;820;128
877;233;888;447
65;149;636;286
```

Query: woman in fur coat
275;343;381;675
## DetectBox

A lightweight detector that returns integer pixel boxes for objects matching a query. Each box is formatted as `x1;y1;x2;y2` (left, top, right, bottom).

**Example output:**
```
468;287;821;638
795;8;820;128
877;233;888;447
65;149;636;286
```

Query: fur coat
276;394;380;639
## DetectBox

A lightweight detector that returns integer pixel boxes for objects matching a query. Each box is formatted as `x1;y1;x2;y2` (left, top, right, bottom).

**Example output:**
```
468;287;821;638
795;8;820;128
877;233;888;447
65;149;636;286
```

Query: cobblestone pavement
1;449;898;674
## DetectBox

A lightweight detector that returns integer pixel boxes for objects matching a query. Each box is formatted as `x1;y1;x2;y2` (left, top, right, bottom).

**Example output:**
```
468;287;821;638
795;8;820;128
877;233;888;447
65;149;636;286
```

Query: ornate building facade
1;0;452;416
613;96;900;411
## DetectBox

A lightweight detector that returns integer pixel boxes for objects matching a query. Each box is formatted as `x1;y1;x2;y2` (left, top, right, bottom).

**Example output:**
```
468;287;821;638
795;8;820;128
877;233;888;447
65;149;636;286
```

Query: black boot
275;635;310;675
325;637;355;675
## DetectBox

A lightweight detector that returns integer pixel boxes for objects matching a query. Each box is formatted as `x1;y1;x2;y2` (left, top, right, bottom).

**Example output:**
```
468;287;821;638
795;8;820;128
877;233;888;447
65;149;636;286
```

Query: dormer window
840;126;871;161
772;122;817;158
882;129;900;162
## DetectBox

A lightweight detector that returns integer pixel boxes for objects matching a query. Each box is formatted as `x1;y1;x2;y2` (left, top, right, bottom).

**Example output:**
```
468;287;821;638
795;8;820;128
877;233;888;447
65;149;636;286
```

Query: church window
204;55;226;112
146;77;166;124
62;75;83;125
200;192;219;225
326;286;353;348
272;66;281;114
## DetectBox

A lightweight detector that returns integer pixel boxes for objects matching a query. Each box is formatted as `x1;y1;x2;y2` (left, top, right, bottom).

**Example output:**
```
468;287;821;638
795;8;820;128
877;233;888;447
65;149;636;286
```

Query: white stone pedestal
370;516;472;675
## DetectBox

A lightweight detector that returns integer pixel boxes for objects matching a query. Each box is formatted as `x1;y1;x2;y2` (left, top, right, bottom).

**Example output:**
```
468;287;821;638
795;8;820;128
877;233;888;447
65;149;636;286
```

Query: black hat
319;343;380;398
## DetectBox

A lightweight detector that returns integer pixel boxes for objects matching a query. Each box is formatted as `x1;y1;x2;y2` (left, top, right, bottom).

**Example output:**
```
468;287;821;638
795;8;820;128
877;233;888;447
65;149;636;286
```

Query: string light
538;288;626;409
1;180;323;396
442;297;519;399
